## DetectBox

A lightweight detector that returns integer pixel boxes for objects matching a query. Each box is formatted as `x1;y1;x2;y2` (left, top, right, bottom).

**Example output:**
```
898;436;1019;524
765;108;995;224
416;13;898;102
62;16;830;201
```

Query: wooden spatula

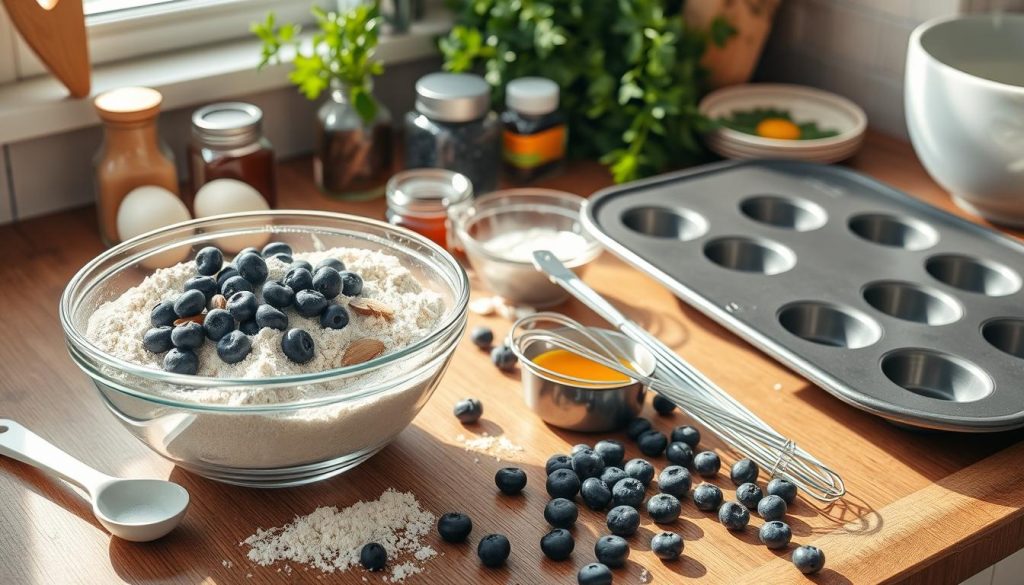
2;0;91;97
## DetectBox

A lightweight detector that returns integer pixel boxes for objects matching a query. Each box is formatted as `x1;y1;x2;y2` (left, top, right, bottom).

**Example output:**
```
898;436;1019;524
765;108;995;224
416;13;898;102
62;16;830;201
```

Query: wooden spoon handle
2;0;91;97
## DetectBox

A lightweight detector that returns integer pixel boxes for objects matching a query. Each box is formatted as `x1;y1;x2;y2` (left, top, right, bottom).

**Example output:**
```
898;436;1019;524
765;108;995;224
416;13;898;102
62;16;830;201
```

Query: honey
532;349;633;385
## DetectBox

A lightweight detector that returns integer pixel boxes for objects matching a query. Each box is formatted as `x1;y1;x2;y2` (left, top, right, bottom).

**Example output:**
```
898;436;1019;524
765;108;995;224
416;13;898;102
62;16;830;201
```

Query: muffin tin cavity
848;213;939;250
925;254;1022;296
862;281;963;326
739;195;827;232
982;318;1024;359
778;301;881;349
703;237;796;275
881;349;993;402
621;206;707;241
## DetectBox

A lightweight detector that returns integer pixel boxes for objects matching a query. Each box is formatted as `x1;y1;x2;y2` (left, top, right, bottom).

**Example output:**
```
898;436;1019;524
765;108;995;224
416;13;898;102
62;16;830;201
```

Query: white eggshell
116;185;192;268
193;178;271;253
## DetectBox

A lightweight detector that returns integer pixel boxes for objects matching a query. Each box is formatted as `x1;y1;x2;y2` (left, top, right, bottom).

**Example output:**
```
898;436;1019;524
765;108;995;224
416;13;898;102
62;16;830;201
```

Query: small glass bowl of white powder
60;211;469;487
451;189;602;307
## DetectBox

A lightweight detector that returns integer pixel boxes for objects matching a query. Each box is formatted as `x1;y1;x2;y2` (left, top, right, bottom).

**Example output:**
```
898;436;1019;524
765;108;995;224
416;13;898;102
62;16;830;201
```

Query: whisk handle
533;250;630;328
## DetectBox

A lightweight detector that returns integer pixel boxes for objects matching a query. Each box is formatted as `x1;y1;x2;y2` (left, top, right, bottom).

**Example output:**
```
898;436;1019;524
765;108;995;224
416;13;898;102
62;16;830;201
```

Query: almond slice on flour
348;298;395;321
341;338;386;366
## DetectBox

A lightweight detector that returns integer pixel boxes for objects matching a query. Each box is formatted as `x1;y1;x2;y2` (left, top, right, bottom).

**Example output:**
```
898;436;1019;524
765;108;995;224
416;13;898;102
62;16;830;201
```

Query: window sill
0;10;451;145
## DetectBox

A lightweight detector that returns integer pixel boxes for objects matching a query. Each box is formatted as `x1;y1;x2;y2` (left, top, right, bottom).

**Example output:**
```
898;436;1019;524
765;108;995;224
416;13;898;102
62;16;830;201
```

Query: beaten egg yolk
532;349;633;385
756;118;801;140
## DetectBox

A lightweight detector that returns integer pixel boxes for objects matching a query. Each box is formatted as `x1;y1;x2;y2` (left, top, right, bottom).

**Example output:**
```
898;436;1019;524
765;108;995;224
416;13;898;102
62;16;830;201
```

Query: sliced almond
348;298;395;321
210;294;227;310
341;338;386;366
174;314;205;326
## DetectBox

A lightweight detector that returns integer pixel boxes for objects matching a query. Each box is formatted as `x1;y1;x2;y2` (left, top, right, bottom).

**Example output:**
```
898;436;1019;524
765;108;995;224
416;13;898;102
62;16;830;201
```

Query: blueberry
625;417;652;440
235;252;268;285
283;267;313;292
571;448;605;480
319;304;349;329
203;309;234;341
606;505;641;536
693;451;721;477
437;512;472;543
294;289;327;318
312;266;342;299
174;290;206;318
256;304;288;331
544;497;578;529
470;326;494;349
718;501;750;530
600;466;627;488
453;398;483;424
757;520;792;550
171;321;205;350
540;528;574;561
315;258;345;272
623;458;655;487
227;291;258;322
495;467;527;495
261;242;292;258
150;300;177;327
792;545;825;574
490;345;517;371
757;494;788;521
693;483;723;512
647;493;681;524
163;348;198;375
571;443;590;455
611;477;645;508
594;534;630;568
262;280;295;309
637;430;668;456
220;275;253;298
235;247;260;259
195;246;223;276
670;425;700;448
651;532;684;560
653;394;677;415
477;534;510;568
666;442;694;467
594;439;625;467
184;275;218;301
216;267;239;288
766;478;798;505
545;468;580;500
239;319;260;335
359;542;387;571
281;328;315;363
269;253;293;265
658;466;691;498
216;330;251;364
340;271;363;296
577;563;613;585
142;327;173;353
580;477;612;510
283;260;309;273
545;454;573;475
736;482;764;509
730;458;759;485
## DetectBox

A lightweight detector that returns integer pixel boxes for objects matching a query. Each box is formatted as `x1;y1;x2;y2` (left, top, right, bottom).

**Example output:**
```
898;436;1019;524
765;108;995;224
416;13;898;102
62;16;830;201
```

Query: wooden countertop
1;132;1023;585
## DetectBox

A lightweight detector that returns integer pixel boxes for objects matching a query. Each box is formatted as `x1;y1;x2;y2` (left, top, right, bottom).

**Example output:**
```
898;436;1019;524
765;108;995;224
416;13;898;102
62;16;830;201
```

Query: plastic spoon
0;419;189;542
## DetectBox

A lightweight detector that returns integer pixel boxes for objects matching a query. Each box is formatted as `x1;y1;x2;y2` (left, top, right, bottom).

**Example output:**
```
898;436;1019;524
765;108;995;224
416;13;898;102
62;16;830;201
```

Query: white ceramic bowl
906;14;1024;227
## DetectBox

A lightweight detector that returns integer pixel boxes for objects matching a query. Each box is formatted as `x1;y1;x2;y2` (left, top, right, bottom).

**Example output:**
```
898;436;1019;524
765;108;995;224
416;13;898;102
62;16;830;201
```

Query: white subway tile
874;20;914;78
993;548;1024;585
915;0;964;19
961;566;995;585
9;126;100;220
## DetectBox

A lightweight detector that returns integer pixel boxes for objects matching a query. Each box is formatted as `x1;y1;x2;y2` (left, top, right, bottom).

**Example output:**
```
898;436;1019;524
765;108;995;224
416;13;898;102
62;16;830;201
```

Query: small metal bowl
512;326;656;432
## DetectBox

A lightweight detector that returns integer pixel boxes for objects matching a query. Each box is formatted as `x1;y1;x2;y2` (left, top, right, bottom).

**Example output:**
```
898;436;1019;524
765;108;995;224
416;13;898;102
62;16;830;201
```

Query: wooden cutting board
2;0;91;97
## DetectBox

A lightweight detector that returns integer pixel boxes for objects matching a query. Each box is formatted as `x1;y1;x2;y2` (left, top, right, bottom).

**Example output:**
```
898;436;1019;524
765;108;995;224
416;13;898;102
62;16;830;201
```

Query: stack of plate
698;84;867;164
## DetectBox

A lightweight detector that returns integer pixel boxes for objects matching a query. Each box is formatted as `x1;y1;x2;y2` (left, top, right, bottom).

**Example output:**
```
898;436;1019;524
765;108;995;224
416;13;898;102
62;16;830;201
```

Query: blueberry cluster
142;242;365;375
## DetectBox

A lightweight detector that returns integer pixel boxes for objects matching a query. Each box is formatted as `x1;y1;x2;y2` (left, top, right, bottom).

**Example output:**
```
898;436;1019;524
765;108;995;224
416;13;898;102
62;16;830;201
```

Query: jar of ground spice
385;169;473;249
188;102;277;206
404;73;500;194
501;77;567;183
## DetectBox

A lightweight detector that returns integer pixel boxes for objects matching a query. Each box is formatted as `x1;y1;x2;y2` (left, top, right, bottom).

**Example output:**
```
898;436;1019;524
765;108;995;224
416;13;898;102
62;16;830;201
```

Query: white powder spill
243;490;436;578
456;433;525;461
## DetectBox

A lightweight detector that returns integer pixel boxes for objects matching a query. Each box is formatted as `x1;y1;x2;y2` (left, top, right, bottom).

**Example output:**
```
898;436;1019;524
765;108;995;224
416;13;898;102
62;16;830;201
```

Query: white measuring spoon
0;419;189;542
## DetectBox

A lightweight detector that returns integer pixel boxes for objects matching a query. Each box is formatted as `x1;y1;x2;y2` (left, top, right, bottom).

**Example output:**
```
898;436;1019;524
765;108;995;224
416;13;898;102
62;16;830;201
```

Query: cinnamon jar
188;102;277;206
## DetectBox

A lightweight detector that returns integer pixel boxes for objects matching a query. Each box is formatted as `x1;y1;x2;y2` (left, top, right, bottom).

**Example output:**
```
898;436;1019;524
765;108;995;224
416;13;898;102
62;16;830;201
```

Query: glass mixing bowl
60;211;469;487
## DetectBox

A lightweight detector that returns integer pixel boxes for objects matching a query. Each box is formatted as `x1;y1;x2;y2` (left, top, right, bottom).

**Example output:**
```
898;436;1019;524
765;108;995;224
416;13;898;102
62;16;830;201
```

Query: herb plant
252;4;385;123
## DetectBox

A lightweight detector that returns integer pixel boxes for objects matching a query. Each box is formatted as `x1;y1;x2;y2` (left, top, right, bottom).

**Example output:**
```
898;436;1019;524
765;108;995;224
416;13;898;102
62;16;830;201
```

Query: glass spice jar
315;80;393;200
501;77;567;183
188;102;277;206
385;169;473;249
404;73;501;194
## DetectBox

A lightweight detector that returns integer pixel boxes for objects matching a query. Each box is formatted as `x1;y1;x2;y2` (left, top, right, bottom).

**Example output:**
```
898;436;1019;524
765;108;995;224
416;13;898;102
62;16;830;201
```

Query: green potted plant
253;3;392;200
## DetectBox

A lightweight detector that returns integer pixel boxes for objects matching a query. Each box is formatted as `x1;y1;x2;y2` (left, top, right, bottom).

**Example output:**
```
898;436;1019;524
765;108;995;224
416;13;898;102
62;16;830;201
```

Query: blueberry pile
142;242;366;375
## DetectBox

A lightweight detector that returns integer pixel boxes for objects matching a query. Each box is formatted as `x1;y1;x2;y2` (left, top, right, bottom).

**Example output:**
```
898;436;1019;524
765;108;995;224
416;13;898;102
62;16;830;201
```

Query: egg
193;178;271;253
115;185;193;269
756;118;802;140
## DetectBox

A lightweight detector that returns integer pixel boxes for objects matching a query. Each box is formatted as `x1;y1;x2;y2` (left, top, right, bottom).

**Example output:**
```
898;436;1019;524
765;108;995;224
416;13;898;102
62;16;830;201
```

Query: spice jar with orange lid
93;87;181;246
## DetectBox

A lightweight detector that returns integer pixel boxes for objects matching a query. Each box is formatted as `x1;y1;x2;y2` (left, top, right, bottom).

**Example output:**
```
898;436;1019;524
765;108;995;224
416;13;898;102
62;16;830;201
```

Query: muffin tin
583;160;1024;432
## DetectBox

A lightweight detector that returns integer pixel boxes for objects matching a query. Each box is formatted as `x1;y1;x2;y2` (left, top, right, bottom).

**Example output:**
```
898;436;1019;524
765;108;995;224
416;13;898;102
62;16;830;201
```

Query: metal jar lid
506;77;559;116
191;102;264;148
414;73;491;123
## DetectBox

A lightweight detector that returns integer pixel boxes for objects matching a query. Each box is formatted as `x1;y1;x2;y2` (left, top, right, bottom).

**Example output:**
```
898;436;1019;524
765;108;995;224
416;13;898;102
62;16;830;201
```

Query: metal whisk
529;250;846;503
